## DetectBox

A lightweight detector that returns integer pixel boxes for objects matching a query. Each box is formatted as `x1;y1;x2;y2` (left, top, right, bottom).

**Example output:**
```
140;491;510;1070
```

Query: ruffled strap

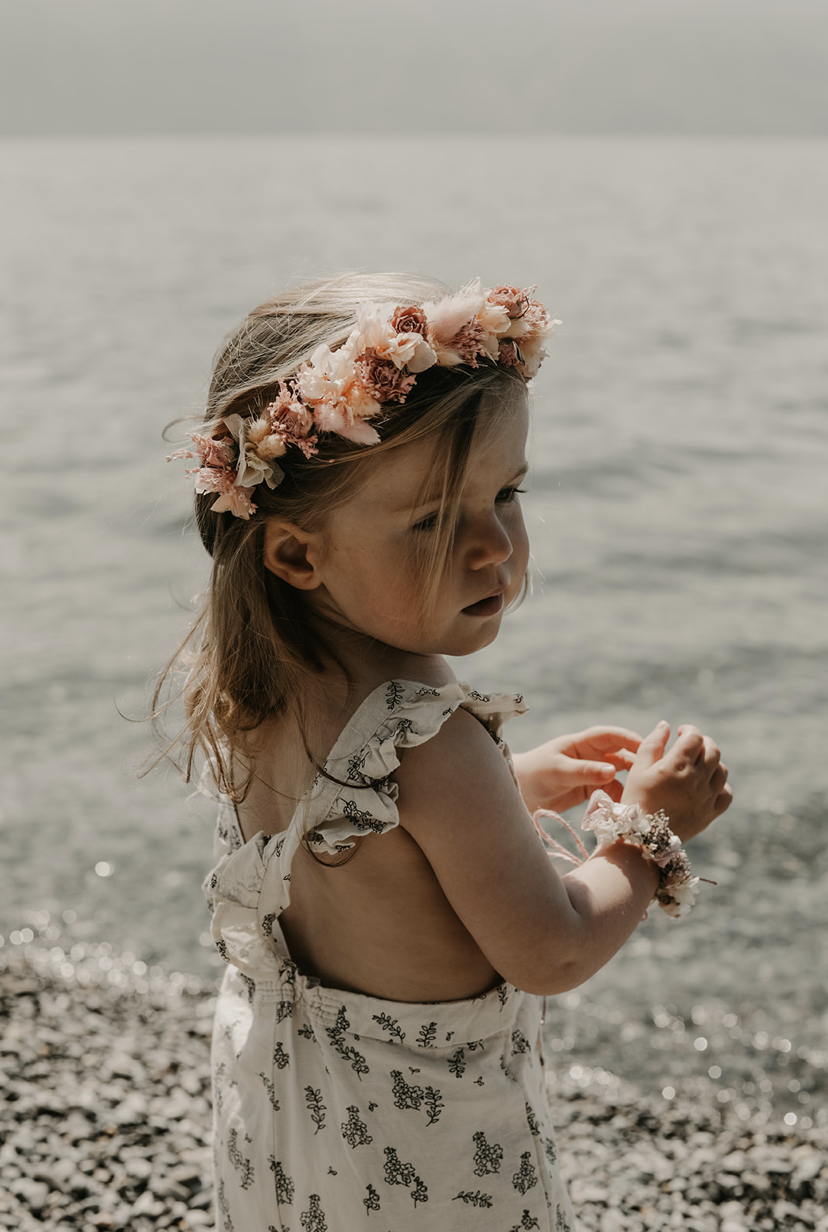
305;679;526;856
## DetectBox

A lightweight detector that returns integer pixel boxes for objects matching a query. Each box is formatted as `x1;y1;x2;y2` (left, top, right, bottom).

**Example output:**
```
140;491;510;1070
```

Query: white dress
205;679;576;1232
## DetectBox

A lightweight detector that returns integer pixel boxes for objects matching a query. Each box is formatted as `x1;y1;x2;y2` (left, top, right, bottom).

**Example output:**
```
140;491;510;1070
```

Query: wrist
596;836;661;896
582;790;700;919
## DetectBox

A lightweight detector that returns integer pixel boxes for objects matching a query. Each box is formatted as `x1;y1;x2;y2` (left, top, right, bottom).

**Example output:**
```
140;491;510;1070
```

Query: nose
465;510;513;570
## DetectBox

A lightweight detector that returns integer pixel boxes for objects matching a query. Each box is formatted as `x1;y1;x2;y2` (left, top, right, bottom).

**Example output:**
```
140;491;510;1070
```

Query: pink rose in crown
266;383;316;438
488;284;530;318
355;350;417;404
390;305;428;338
190;431;235;470
355;303;437;373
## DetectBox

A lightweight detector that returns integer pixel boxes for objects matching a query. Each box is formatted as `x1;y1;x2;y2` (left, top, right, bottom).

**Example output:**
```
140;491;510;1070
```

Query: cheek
508;508;530;570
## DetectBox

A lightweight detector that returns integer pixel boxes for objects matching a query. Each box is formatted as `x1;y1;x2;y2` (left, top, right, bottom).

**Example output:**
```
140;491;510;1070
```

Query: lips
462;592;504;618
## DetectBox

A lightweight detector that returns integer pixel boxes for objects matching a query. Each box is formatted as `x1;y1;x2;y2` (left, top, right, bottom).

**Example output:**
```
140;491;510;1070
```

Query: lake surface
2;135;826;1128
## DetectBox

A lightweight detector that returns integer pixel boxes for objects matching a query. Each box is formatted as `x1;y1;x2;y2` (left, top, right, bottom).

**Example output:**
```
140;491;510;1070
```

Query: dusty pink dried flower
191;465;257;520
497;339;521;368
355;350;417;404
292;435;320;459
487;284;527;317
390;305;428;337
200;434;235;469
191;465;236;495
166;446;195;462
266;382;316;437
447;320;489;368
519;297;550;333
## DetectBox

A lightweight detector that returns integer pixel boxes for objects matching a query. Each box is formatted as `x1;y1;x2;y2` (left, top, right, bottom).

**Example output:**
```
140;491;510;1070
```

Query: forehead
357;396;530;514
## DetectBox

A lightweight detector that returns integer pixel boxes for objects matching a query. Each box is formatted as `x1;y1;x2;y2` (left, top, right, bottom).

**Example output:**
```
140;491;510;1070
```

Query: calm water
2;136;827;1124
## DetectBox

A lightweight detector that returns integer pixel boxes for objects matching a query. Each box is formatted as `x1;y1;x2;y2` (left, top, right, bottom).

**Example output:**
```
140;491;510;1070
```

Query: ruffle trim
305;680;525;855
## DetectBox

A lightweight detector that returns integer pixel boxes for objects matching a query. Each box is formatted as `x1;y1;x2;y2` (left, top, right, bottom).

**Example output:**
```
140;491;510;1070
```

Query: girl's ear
263;520;325;590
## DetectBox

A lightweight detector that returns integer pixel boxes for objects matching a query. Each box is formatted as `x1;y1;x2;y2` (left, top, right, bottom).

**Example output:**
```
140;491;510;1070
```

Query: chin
447;623;503;658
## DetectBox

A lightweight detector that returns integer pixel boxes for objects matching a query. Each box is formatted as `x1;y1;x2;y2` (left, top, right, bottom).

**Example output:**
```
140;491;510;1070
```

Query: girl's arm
395;714;730;996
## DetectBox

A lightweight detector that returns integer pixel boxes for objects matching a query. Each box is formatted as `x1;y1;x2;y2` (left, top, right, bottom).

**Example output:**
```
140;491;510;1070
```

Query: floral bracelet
532;789;700;919
581;790;699;918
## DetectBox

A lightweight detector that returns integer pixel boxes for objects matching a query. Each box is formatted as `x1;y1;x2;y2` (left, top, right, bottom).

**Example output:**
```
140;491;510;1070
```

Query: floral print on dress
207;680;575;1230
472;1131;504;1176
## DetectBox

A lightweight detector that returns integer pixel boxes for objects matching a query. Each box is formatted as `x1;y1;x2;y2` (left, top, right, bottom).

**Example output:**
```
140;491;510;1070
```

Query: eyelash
412;487;527;533
412;513;440;533
497;485;527;504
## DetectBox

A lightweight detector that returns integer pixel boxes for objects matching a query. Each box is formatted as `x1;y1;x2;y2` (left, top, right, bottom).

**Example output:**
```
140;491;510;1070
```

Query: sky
2;0;828;137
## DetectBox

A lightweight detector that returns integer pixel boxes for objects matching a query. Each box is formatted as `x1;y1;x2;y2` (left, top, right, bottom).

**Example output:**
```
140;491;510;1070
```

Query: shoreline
2;948;826;1232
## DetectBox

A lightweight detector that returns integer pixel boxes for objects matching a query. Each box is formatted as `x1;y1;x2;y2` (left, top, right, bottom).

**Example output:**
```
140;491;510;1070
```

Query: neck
303;608;454;694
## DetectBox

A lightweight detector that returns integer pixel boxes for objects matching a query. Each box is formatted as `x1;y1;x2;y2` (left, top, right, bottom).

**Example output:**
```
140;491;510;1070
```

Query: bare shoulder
395;704;525;832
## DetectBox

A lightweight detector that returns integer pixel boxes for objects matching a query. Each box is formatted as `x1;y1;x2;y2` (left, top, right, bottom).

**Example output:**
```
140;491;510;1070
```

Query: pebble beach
2;943;826;1232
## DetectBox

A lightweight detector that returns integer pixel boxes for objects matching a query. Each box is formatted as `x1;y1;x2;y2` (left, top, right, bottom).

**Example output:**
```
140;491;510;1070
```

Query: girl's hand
513;726;642;814
621;721;732;843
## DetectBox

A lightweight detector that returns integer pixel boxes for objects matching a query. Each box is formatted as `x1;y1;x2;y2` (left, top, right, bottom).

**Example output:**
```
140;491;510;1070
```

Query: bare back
231;676;526;1003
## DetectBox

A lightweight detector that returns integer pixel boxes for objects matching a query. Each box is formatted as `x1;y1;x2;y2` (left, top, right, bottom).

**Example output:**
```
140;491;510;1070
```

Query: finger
635;721;670;768
576;727;644;756
577;749;636;774
709;763;729;793
713;784;733;814
602;779;624;803
560;758;617;785
673;725;704;763
702;737;721;770
710;762;728;793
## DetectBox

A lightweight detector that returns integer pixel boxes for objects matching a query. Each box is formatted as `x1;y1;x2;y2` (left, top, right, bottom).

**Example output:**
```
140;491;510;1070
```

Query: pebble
3;947;828;1231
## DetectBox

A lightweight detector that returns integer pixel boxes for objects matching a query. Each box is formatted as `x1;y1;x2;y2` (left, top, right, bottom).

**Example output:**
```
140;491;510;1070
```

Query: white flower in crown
296;339;360;404
296;340;384;424
477;300;513;359
237;441;282;489
224;413;282;490
514;333;548;380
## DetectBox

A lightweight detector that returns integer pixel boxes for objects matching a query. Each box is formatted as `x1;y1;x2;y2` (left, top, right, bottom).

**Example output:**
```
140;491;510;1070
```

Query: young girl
165;274;731;1232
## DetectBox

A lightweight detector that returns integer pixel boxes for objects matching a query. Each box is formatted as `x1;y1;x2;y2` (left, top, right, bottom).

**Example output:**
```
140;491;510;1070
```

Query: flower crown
169;279;557;520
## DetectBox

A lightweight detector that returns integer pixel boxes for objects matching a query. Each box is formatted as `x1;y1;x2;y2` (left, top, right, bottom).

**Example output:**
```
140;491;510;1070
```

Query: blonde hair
155;273;528;796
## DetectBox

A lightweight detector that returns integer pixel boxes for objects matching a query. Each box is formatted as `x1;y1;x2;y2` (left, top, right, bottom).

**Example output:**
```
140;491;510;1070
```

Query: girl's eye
412;512;440;532
496;486;527;504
